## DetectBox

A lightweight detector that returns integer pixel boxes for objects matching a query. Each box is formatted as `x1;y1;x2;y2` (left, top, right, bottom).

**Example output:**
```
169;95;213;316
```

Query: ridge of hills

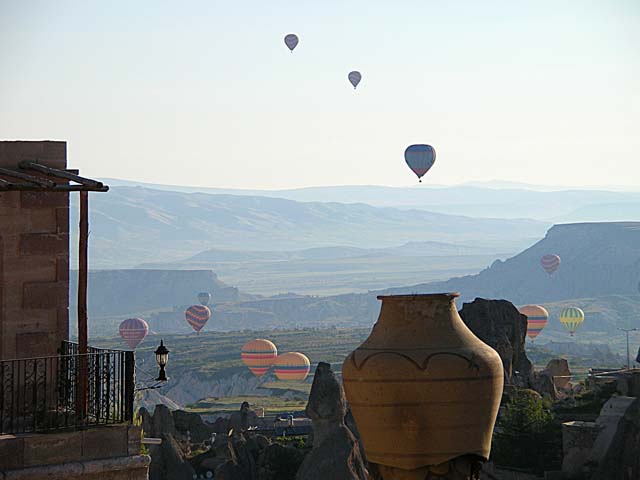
100;178;640;221
80;222;640;340
114;222;640;339
70;185;548;268
383;222;640;304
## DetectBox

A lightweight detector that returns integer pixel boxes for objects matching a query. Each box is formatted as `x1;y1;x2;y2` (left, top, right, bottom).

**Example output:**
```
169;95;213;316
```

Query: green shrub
492;390;562;473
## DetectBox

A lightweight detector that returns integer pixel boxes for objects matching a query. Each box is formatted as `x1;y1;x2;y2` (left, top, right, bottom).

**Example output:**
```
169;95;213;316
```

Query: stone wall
0;424;149;479
0;141;69;359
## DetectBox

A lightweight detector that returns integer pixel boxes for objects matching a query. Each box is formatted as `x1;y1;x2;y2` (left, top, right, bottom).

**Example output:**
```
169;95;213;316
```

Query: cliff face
162;370;272;406
385;222;640;305
70;269;241;318
459;298;534;388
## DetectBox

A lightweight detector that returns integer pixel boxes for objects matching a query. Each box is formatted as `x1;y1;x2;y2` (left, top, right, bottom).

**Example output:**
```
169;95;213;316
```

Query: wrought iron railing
0;341;134;434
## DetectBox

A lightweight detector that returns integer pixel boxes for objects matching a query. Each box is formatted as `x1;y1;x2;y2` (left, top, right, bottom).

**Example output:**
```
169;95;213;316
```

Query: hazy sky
1;1;639;189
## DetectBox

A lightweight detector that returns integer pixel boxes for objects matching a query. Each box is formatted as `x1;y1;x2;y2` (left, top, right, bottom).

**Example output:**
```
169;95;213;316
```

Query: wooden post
77;191;89;420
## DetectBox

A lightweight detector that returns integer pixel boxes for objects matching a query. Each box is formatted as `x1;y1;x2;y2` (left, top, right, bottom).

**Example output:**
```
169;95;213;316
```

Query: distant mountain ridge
83;222;640;341
100;178;640;221
71;186;548;268
385;222;640;304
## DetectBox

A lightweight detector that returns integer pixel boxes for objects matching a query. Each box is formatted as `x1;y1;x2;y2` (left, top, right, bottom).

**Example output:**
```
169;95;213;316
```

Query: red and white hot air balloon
119;317;149;349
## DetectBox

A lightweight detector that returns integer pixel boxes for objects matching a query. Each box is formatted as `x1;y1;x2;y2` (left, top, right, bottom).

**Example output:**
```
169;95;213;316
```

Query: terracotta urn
342;293;503;478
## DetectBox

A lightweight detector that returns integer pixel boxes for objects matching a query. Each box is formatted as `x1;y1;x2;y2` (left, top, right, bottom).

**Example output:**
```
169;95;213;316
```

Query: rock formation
542;358;572;390
140;404;198;480
215;435;257;480
296;362;367;480
173;409;217;443
458;298;533;388
148;433;196;480
591;397;640;480
532;371;559;400
229;401;259;435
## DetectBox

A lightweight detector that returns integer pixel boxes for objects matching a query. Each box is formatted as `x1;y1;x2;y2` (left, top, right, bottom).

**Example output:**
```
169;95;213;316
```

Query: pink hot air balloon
119;317;149;349
540;254;561;275
185;305;211;333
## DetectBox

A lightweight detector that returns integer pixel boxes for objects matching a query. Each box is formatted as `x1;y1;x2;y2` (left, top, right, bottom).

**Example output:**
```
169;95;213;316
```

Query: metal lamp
154;340;170;382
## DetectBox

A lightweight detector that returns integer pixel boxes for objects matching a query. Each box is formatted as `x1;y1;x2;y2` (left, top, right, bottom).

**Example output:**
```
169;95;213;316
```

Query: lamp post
618;328;637;370
155;340;170;382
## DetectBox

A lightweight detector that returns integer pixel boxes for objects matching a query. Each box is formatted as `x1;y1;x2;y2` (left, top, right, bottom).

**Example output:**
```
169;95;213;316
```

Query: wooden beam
77;191;89;420
0;167;55;187
20;161;104;188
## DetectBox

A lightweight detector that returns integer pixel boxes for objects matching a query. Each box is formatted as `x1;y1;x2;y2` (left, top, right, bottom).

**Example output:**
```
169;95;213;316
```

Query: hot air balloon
119;317;149;349
519;305;549;341
404;144;436;182
241;339;278;377
274;352;310;381
185;305;211;333
540;254;561;275
198;292;211;306
348;71;362;89
560;307;584;336
284;34;299;52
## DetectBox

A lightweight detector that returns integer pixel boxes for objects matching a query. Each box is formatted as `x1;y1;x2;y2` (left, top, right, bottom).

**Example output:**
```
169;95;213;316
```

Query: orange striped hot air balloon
519;305;549;341
241;339;278;377
185;305;211;333
274;352;310;381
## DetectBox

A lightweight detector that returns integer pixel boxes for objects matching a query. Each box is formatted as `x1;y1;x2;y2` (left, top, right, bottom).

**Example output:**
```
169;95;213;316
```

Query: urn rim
376;292;460;301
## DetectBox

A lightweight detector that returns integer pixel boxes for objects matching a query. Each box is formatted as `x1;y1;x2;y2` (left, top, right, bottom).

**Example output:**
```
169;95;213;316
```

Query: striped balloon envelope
404;144;436;182
540;254;561;275
560;307;585;336
519;305;549;341
185;305;211;333
119;317;149;349
274;352;311;381
241;339;278;377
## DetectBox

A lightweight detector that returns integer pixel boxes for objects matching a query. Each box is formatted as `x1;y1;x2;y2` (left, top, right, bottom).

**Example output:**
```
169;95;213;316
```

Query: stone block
56;206;69;233
29;209;57;233
0;435;25;470
127;425;143;456
3;255;57;283
0;140;66;169
23;281;68;309
57;307;69;335
20;191;68;209
13;310;56;333
56;257;69;281
0;214;29;234
22;430;83;467
19;233;68;256
0;191;20;210
82;425;129;460
15;332;55;358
